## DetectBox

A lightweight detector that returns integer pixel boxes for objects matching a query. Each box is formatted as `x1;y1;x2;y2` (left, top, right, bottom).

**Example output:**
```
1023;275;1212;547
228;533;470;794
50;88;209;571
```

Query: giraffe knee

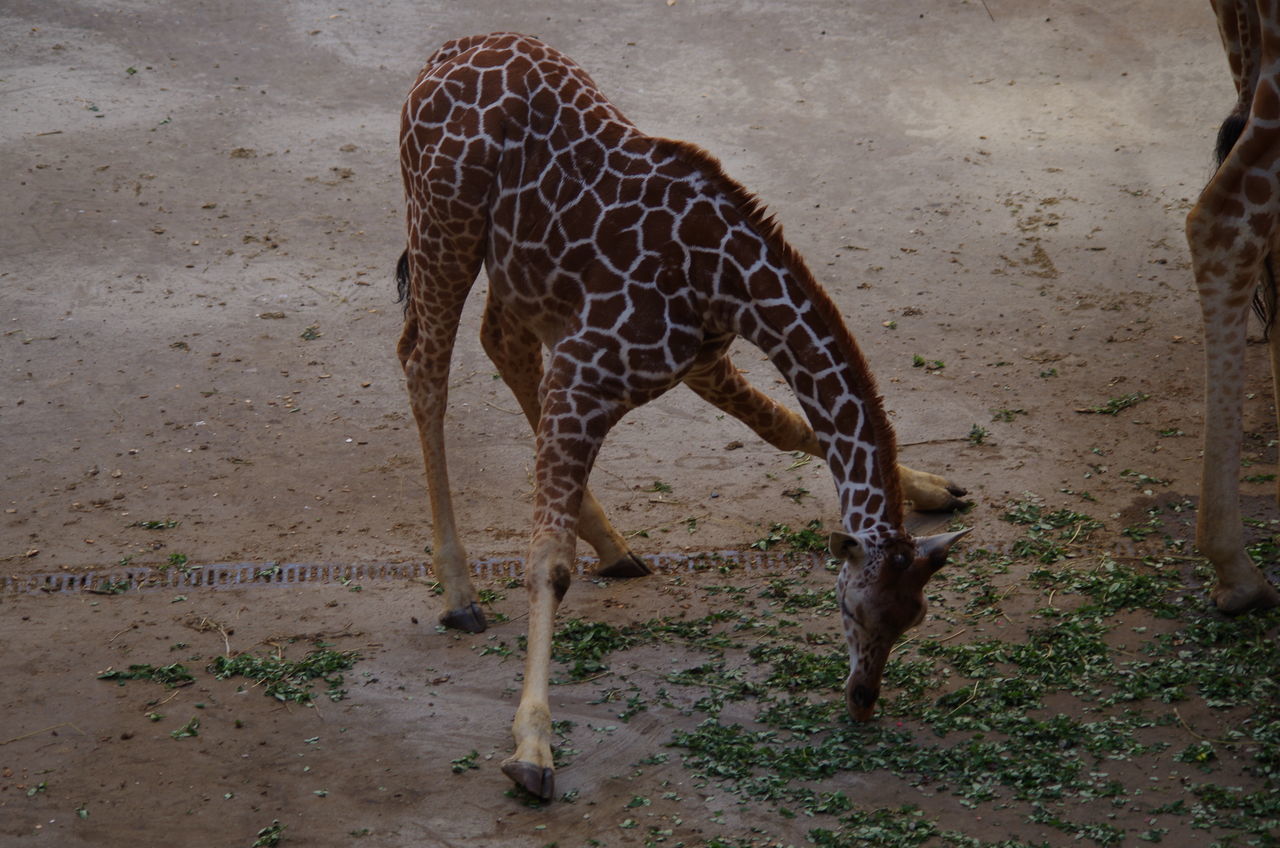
550;564;571;603
524;563;572;604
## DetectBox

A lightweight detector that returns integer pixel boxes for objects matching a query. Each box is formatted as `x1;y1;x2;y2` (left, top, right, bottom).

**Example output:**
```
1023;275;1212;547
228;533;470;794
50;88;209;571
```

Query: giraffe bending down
1186;0;1280;612
397;33;969;799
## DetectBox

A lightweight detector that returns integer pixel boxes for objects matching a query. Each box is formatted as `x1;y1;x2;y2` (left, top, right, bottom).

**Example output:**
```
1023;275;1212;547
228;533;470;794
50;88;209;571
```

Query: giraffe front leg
501;385;622;800
897;464;968;512
683;354;966;512
501;527;574;800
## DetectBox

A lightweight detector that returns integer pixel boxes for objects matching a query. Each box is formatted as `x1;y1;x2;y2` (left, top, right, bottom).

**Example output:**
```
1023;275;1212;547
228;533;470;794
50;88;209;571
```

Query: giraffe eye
890;551;910;569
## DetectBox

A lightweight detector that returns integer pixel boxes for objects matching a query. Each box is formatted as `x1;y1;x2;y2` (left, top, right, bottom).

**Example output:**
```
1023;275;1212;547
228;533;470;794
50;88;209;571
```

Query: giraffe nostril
849;684;878;709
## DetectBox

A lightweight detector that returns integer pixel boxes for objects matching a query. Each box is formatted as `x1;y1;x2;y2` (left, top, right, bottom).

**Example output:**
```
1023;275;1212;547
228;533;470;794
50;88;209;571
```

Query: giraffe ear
828;532;867;568
913;528;971;576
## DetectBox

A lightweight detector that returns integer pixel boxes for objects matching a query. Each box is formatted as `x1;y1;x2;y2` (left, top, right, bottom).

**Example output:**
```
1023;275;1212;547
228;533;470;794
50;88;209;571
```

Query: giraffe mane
654;138;906;529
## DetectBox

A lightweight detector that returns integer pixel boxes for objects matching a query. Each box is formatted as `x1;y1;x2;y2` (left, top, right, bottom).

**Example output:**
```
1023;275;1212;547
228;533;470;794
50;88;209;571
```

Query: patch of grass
89;577;132;595
98;663;194;687
968;425;990;445
750;519;827;553
251;821;285;847
1119;468;1170;489
912;355;945;371
551;619;637;681
451;750;480;774
169;716;200;739
208;647;360;704
1076;392;1149;415
1001;500;1103;563
132;519;179;530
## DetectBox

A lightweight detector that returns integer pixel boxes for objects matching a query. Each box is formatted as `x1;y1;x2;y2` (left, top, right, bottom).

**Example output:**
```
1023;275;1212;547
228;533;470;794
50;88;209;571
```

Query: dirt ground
3;1;1278;846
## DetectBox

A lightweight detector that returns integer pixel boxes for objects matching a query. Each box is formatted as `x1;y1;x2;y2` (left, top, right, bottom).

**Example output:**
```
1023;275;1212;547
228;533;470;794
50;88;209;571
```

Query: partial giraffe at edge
1187;0;1280;612
396;32;970;800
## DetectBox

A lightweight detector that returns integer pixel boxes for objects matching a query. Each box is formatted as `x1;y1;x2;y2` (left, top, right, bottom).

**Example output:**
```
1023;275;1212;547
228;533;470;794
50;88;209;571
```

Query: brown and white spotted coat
396;32;967;799
1187;0;1280;612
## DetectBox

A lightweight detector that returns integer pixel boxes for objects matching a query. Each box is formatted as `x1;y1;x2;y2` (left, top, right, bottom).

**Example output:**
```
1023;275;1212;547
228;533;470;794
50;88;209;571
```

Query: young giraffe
1187;0;1280;612
397;32;969;799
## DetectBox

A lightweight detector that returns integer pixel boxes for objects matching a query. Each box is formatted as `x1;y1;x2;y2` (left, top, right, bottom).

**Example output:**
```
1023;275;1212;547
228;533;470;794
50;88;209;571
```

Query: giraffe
1186;0;1280;612
396;32;969;799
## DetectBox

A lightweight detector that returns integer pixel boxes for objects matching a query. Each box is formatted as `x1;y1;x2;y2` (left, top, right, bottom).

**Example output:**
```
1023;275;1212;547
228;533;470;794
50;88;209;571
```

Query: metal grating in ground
2;550;829;595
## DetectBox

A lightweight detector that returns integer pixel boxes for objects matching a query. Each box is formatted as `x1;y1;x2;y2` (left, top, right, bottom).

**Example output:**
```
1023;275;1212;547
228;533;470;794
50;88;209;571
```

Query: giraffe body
397;33;967;798
1188;0;1280;612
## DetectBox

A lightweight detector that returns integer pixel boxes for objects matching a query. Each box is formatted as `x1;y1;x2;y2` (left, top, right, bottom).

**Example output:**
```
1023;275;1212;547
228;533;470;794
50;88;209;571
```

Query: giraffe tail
1214;110;1277;338
395;248;410;313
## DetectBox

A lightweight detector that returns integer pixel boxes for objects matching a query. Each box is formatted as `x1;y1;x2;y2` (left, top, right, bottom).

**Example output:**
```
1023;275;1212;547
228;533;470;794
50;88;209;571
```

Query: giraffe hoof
440;601;488;633
1212;580;1280;615
596;553;652;578
501;759;555;800
914;488;970;514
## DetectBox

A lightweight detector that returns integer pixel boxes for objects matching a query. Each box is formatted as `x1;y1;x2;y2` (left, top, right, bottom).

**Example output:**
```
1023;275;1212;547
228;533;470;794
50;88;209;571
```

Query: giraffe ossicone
396;32;968;800
1187;0;1280;613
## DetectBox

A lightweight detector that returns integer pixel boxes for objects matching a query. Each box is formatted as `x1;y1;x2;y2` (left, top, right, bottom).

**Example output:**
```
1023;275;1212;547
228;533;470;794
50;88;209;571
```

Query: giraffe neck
708;227;904;541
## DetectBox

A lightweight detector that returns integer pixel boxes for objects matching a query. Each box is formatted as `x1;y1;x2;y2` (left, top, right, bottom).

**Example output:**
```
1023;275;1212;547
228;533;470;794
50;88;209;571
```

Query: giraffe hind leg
399;232;489;632
479;296;651;579
681;353;967;512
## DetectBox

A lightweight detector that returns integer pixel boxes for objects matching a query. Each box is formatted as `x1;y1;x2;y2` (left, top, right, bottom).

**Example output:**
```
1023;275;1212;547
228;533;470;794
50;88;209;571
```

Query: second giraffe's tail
1216;110;1277;338
395;249;410;313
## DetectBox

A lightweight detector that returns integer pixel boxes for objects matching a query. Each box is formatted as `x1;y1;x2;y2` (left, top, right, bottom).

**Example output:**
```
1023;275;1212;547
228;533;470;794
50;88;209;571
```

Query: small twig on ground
898;437;971;447
482;399;522;415
946;680;982;716
1173;707;1231;744
552;671;612;686
1;723;84;746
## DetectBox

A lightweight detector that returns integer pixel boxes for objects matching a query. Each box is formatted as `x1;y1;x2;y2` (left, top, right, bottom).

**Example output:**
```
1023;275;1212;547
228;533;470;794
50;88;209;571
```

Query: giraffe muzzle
845;679;880;722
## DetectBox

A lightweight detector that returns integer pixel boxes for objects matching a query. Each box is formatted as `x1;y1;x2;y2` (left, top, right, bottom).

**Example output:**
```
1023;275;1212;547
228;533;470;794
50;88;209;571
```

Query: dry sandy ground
2;0;1278;846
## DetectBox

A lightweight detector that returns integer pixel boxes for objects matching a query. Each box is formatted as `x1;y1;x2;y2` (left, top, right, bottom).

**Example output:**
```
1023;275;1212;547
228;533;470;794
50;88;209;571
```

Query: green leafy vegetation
251;821;285;847
451;750;480;774
912;355;946;371
1076;392;1149;415
100;645;359;707
132;519;179;530
750;519;828;553
98;663;194;687
209;647;360;704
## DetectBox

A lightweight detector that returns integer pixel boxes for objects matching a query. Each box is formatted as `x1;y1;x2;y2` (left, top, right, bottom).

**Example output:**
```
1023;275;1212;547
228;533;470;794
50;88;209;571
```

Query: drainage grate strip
3;550;829;595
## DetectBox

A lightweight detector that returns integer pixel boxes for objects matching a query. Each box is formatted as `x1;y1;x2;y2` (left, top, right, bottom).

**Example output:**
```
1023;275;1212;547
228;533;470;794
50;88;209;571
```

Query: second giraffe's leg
1189;215;1280;612
479;298;650;578
681;353;967;511
1270;319;1280;509
501;385;623;800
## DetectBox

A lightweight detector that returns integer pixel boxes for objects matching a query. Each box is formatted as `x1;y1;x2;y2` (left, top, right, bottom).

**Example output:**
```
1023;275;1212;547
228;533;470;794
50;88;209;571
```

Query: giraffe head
828;528;970;721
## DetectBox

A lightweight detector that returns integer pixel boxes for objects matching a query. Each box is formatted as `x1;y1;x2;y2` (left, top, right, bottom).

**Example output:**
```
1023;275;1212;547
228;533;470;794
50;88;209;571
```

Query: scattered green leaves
1076;392;1149;415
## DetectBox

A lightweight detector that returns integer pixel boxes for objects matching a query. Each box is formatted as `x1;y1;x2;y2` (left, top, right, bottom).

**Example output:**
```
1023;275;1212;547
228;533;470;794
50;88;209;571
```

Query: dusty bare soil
3;1;1278;846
